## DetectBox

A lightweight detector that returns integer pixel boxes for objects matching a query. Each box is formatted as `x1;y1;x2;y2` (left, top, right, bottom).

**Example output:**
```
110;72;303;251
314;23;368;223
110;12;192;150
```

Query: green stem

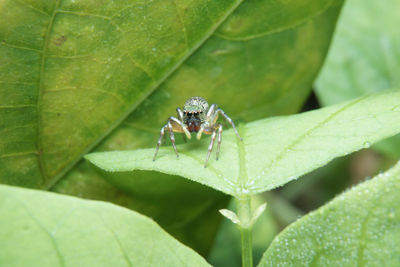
236;195;253;267
240;227;253;267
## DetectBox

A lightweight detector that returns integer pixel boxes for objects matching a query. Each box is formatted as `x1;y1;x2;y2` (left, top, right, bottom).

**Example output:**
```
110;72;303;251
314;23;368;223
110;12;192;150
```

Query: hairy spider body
183;97;207;132
153;96;242;167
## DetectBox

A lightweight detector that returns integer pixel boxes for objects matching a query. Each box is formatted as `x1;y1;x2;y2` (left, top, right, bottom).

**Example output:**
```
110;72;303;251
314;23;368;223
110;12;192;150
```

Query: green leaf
0;184;211;267
258;160;400;267
0;0;344;189
86;90;400;196
52;156;230;257
315;0;400;157
0;0;244;188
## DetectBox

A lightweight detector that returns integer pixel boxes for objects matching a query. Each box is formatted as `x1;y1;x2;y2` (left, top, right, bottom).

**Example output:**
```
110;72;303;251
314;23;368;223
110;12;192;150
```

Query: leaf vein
109;2;146;20
213;0;335;42
237;126;249;192
0;104;36;109
126;53;156;81
259;96;367;179
0;150;38;159
15;197;65;266
47;86;129;106
100;218;133;267
171;0;190;49
0;42;42;52
55;10;124;33
36;0;61;183
10;0;51;17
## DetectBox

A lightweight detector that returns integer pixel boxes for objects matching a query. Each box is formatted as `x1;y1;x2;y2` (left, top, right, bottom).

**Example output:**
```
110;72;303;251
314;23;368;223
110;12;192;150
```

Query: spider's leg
196;126;205;140
153;124;167;161
206;104;217;118
167;120;179;158
201;103;218;141
216;123;223;160
222;115;228;127
176;107;184;120
176;108;188;142
204;128;217;168
154;116;187;161
172;112;191;139
216;108;242;141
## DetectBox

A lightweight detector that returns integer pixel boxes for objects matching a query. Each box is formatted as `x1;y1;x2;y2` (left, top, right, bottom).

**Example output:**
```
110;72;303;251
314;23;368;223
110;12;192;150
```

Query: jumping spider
153;96;242;167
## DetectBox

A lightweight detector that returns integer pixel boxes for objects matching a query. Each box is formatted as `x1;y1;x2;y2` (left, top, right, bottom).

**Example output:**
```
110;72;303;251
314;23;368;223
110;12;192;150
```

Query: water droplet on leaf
363;141;371;148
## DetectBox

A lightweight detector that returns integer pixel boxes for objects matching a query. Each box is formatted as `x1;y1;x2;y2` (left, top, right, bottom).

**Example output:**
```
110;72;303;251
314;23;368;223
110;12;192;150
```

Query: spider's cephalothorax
153;96;242;167
183;96;208;132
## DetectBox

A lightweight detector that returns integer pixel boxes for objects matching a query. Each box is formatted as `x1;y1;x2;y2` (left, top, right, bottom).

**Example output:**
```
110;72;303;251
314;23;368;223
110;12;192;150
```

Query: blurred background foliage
0;0;398;265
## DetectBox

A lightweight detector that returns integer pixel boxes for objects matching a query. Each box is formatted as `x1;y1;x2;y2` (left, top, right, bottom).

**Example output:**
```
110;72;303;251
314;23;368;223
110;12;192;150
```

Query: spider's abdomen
183;97;208;113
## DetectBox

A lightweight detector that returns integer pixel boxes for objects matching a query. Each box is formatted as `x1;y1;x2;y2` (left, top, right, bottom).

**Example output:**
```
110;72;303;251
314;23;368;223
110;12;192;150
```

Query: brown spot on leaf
54;35;67;46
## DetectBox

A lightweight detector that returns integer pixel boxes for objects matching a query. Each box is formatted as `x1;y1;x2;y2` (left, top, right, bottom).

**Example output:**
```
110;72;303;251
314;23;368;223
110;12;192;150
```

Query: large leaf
0;0;344;189
315;0;400;157
258;160;400;266
0;0;244;188
86;90;400;196
52;162;229;256
0;185;210;267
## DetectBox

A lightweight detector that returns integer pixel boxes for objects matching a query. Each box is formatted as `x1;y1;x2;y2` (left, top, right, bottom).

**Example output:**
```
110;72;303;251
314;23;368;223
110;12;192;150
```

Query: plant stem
236;195;253;267
240;227;253;267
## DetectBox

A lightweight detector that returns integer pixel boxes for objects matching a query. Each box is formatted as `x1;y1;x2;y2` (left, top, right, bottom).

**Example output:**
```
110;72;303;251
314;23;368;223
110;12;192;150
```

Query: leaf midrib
45;0;246;190
237;125;249;196
38;0;61;186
